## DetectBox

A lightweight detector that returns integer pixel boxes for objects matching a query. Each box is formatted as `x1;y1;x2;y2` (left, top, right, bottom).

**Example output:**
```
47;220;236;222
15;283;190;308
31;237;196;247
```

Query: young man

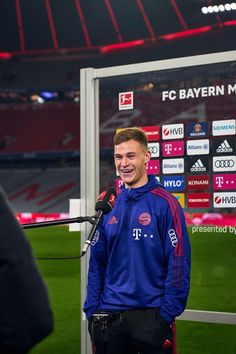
84;127;191;354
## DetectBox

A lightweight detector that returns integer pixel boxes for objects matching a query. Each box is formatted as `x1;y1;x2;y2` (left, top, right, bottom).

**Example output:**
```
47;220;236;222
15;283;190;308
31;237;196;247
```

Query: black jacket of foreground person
0;186;53;353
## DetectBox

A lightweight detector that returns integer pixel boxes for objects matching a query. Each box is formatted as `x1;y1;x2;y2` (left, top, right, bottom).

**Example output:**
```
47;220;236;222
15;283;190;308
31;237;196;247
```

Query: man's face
114;139;151;188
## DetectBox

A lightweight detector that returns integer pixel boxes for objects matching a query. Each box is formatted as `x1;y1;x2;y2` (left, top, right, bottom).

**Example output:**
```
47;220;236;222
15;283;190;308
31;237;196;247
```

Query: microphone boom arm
21;216;97;229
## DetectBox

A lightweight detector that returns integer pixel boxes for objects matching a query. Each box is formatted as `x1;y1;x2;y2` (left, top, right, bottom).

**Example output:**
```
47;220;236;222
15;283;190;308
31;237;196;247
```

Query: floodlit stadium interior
0;1;236;353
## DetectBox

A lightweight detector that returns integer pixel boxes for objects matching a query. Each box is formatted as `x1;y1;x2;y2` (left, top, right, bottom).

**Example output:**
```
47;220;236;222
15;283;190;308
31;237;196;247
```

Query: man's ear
145;150;151;164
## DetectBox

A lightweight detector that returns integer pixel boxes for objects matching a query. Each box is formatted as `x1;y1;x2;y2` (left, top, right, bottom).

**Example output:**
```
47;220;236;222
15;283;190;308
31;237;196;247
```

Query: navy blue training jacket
84;174;191;324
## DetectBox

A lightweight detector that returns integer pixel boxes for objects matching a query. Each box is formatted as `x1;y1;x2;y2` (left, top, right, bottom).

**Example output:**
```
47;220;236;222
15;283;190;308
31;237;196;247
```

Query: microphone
81;188;117;256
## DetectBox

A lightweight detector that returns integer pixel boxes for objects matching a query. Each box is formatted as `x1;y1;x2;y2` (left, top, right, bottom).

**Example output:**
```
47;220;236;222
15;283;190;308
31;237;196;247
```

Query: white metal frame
80;50;236;354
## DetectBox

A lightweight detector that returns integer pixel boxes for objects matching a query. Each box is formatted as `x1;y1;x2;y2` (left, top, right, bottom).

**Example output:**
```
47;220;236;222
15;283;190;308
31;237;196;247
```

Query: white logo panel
212;119;236;136
187;139;209;155
148;142;160;158
213;156;236;172
214;192;236;208
162;158;184;174
162;123;184;140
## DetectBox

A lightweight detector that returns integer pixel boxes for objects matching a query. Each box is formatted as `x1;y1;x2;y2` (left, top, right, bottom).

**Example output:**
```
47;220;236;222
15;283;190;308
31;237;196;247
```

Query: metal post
80;67;99;354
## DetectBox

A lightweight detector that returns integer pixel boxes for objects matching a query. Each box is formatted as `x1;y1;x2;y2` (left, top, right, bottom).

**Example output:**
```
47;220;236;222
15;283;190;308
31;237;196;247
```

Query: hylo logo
163;176;184;191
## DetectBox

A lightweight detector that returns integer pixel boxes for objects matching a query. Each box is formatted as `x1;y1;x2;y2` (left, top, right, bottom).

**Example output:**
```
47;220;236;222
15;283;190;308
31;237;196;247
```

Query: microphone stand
21;215;97;229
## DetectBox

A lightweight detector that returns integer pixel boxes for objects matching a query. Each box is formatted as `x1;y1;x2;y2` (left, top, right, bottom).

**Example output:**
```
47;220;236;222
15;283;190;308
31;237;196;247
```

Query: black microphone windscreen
95;188;117;214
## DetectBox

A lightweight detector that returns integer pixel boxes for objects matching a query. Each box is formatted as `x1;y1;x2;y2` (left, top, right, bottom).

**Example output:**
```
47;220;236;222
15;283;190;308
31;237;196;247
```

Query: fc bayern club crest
139;212;151;225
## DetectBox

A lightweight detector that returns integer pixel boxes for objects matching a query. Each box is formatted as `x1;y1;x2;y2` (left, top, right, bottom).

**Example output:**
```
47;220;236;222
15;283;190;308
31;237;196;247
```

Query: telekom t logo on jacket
133;229;141;240
132;229;154;240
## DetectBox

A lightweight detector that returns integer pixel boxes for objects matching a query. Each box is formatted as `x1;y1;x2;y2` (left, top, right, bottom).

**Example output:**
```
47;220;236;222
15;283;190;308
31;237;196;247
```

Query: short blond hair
113;127;148;149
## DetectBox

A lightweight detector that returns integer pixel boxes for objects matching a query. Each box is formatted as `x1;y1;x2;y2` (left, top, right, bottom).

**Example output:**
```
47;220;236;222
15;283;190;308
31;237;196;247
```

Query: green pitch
26;226;236;354
26;227;81;354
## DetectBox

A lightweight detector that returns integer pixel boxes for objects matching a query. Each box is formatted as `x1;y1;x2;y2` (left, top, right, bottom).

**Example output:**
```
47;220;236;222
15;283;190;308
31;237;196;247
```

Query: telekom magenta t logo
162;141;184;157
213;174;236;190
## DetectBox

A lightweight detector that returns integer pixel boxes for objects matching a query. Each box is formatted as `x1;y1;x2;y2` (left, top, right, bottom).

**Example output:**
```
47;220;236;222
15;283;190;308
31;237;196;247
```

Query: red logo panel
187;193;211;208
187;175;210;190
141;126;160;141
118;91;133;110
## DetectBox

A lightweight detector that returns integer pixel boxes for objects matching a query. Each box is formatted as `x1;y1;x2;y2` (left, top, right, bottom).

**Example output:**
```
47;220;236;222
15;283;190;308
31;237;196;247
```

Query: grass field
26;227;81;354
26;226;236;353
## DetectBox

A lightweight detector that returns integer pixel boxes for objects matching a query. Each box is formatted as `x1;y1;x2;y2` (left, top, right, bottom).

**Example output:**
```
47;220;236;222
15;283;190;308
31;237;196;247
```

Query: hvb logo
213;192;236;207
162;124;184;140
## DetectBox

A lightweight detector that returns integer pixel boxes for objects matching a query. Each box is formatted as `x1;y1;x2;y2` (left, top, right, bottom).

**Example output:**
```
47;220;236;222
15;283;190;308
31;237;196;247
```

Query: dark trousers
88;308;176;354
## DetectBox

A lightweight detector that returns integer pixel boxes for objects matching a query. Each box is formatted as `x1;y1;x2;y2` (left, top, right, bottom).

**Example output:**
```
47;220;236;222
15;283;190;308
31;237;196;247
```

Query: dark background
0;0;236;91
0;0;236;213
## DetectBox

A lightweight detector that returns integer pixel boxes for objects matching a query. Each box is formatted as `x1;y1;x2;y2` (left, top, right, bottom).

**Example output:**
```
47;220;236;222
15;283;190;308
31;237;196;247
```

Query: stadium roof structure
0;1;236;93
0;0;236;62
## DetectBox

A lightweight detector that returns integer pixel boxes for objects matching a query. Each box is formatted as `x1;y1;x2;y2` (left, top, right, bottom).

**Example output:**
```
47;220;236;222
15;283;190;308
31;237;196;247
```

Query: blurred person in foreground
84;127;191;354
0;186;53;353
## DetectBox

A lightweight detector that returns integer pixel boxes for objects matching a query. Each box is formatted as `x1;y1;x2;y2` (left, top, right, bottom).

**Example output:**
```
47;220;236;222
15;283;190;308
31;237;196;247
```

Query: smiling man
84;127;191;354
114;131;151;188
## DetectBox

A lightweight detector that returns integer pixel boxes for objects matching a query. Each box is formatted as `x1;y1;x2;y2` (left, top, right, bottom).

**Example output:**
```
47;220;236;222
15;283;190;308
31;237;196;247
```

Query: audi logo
149;146;158;154
214;159;235;168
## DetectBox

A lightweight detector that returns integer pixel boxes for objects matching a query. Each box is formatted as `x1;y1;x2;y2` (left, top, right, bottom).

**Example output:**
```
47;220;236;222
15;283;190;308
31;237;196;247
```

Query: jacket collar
121;174;162;202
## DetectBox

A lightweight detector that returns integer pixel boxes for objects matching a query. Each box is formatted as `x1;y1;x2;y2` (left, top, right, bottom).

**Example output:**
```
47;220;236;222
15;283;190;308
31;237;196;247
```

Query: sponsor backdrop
116;120;236;209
